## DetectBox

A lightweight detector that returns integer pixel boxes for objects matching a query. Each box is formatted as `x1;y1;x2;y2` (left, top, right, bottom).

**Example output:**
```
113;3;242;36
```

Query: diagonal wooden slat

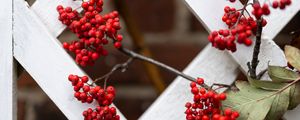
13;0;125;119
0;0;16;120
261;0;300;39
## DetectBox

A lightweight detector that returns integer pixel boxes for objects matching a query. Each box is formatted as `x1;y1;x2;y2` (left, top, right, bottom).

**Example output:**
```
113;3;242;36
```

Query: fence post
0;0;17;120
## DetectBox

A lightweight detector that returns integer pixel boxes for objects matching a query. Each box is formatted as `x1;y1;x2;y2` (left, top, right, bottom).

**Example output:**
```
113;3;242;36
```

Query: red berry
219;93;227;100
81;76;89;83
56;5;63;11
232;111;240;118
81;2;89;9
114;42;122;49
224;108;232;116
91;53;99;60
185;102;192;108
200;88;206;94
191;87;199;95
196;78;204;85
202;115;209;120
83;85;90;92
190;82;197;88
272;1;279;8
244;38;252;46
116;35;123;41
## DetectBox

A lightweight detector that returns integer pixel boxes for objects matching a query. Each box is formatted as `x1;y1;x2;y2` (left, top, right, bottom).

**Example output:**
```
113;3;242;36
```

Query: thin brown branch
211;83;239;91
257;68;267;79
248;18;263;79
118;47;211;90
93;58;134;85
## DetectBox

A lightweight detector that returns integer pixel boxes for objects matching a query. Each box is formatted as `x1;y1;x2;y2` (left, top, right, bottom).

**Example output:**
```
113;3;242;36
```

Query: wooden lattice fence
0;0;300;120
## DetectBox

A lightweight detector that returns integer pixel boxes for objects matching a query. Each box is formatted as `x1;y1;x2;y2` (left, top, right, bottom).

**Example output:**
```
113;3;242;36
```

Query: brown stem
248;0;263;79
249;18;263;79
118;47;211;90
93;58;134;85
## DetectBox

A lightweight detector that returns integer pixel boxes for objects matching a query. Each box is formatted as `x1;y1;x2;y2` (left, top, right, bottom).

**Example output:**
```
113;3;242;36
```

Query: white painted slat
140;46;240;120
13;0;125;119
0;0;16;120
261;0;300;39
31;0;82;37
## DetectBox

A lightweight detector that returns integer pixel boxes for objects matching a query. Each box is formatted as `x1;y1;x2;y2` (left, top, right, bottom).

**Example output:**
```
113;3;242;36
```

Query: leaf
265;87;290;120
223;81;276;120
285;45;300;71
248;76;287;91
268;65;300;83
289;82;300;109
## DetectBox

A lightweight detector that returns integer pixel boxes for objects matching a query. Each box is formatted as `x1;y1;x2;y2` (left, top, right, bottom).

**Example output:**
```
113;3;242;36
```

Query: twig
232;0;250;28
258;77;300;101
93;58;134;86
211;83;239;91
248;0;263;79
257;68;268;79
118;47;211;90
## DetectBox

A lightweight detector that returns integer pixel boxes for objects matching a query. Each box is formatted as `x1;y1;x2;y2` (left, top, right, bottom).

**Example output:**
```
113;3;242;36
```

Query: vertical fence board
13;0;125;119
0;0;16;120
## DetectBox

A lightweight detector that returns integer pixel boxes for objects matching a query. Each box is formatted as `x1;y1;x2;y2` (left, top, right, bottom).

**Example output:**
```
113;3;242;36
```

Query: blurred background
19;0;300;120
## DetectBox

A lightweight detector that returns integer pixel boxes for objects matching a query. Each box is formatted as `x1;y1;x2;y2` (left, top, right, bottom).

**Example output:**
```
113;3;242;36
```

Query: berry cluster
68;74;119;120
251;3;271;18
57;0;123;67
208;6;259;52
213;1;292;52
82;106;120;120
272;0;292;9
222;7;240;28
185;78;239;120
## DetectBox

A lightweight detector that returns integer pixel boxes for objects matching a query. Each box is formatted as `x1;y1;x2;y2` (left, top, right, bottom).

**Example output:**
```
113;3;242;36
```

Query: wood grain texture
140;46;240;120
0;0;16;120
14;0;125;119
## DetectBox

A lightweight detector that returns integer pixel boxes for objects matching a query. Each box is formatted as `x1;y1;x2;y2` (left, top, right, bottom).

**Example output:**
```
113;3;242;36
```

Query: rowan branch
118;47;211;90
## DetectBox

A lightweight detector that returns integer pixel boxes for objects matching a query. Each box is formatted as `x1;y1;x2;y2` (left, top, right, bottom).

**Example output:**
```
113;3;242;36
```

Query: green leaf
265;87;290;120
248;76;287;91
289;82;300;109
285;45;300;71
268;65;300;83
223;81;276;120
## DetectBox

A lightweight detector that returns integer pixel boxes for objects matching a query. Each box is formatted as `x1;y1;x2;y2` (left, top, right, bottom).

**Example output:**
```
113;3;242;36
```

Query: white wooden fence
0;0;299;120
